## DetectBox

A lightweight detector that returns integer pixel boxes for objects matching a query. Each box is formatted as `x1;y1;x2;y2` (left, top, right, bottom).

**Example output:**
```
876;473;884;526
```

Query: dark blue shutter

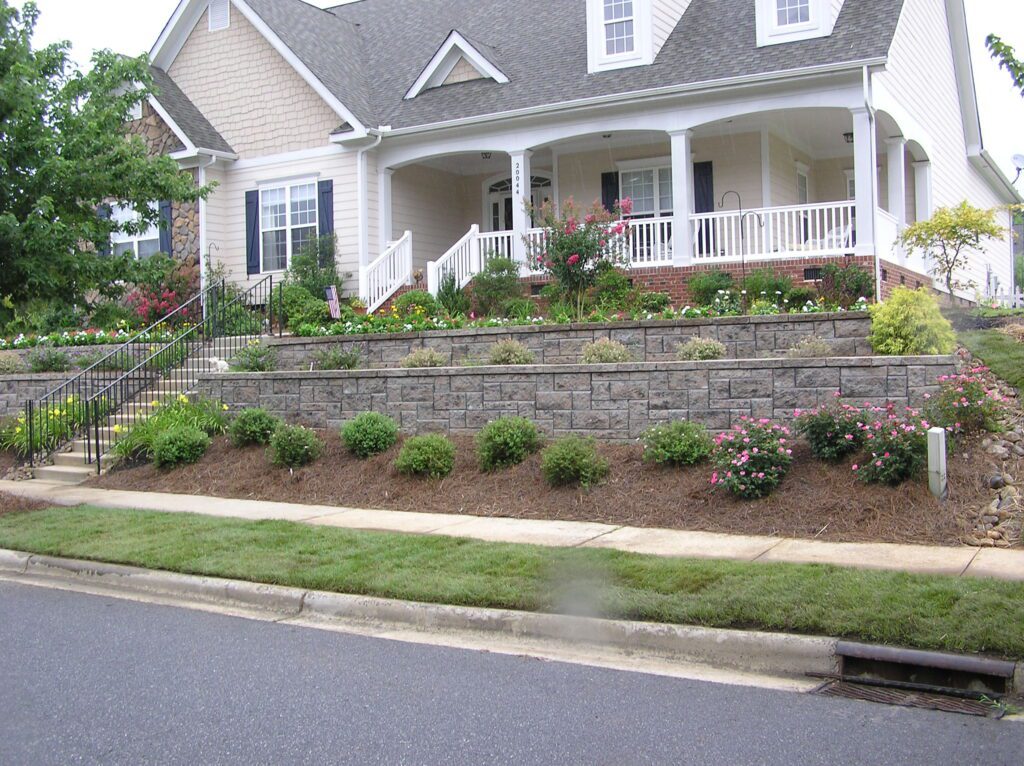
601;172;620;213
317;179;334;237
158;200;173;255
97;203;112;256
245;190;260;276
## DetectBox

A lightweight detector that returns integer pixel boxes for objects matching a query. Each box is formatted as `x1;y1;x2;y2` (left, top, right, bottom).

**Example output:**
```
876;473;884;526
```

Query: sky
15;0;1024;184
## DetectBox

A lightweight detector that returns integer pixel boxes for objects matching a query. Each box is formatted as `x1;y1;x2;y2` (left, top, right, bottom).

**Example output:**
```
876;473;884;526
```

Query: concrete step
52;451;91;468
33;464;96;484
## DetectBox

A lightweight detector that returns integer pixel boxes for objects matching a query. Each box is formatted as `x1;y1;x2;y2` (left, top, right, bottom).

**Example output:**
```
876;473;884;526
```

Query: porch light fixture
481;152;492;160
843;132;854;144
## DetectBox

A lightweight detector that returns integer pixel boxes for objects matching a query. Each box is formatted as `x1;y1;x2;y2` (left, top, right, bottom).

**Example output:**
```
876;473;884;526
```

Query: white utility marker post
928;427;948;500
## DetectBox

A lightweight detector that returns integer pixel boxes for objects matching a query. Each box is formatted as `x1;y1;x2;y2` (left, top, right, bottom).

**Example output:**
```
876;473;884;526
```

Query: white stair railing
427;225;480;297
361;230;413;314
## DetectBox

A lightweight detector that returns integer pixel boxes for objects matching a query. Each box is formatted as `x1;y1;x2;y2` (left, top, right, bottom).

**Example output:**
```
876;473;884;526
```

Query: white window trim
587;0;653;73
405;31;509;100
844;169;856;201
618;163;673;218
771;0;815;34
110;204;161;260
258;178;319;275
756;0;827;47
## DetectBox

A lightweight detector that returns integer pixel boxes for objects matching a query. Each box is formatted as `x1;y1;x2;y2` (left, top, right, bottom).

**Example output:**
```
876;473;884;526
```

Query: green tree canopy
987;34;1024;97
0;1;209;304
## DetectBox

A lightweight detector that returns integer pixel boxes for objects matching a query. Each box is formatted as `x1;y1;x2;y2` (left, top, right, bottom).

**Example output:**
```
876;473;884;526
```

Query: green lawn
2;506;1023;657
959;330;1024;390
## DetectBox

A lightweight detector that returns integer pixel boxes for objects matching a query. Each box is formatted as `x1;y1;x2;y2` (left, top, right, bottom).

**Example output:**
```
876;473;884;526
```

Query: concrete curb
0;548;836;679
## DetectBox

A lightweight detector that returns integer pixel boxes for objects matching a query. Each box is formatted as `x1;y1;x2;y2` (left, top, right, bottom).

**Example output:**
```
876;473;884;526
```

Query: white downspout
196;154;217;303
863;65;883;304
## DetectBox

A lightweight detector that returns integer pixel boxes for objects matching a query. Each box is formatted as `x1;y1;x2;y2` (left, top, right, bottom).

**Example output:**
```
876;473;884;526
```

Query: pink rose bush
924;367;1003;435
527;196;632;320
851;402;930;486
794;399;866;462
711;417;793;499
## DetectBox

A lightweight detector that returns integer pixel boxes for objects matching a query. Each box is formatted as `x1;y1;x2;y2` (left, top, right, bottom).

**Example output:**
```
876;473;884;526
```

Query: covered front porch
362;106;933;311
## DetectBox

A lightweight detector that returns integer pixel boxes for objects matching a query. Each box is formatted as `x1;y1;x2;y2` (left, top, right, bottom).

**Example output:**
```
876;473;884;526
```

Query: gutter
375;57;887;138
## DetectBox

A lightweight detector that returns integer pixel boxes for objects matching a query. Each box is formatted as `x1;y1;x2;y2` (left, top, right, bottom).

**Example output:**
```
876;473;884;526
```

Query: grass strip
1;506;1023;658
959;329;1024;390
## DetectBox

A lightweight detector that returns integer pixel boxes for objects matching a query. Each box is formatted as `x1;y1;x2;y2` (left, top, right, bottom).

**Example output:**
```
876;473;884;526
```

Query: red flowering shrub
127;262;199;326
527;196;632;320
711;417;794;499
794;394;866;462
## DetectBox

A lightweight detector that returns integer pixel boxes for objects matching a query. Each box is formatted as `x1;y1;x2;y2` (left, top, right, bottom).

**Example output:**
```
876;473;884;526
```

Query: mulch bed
0;492;48;515
87;432;1013;547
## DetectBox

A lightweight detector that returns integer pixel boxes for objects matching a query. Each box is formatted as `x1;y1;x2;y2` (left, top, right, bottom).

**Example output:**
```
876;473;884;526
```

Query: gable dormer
755;0;844;47
405;31;509;99
586;1;692;74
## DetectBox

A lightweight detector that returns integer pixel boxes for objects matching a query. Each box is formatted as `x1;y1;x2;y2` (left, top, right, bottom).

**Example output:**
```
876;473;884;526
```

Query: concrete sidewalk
3;480;1023;581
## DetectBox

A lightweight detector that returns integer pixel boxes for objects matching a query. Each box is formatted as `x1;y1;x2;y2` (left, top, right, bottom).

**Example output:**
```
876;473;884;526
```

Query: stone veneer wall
0;375;77;418
198;356;953;441
5;345;129;367
267;313;872;371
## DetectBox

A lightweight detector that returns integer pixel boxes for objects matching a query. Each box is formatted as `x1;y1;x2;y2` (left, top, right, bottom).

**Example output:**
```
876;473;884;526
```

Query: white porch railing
361;230;412;314
523;217;674;270
477;230;515;260
691;201;856;262
428;225;480;295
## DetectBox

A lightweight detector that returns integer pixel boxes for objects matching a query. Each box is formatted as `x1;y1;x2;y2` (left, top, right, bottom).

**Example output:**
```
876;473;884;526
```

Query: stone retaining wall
198;355;953;441
266;312;873;370
0;374;78;419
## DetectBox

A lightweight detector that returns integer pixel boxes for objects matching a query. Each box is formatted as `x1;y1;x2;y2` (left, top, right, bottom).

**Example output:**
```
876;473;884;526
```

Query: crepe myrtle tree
898;202;1004;298
0;1;210;305
526;196;633;321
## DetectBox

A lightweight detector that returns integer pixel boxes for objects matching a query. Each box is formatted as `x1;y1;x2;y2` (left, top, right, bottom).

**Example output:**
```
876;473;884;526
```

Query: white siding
873;0;1014;294
652;0;692;57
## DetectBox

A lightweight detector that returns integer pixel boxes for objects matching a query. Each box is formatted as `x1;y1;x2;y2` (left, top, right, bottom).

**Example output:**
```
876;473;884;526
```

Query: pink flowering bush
527;197;632;320
852;403;929;485
711;417;794;499
924;367;1003;435
127;262;199;326
794;395;865;461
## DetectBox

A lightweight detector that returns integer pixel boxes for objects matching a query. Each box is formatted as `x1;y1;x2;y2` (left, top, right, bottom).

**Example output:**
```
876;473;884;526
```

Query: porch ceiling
695;108;856;161
417;148;554;176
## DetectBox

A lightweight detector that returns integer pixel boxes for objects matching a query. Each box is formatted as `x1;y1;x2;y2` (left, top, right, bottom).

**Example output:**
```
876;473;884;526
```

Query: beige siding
873;0;1014;293
169;3;340;159
652;0;692;56
205;150;361;295
391;165;478;271
768;134;812;208
693;133;763;210
558;142;670;208
442;58;485;86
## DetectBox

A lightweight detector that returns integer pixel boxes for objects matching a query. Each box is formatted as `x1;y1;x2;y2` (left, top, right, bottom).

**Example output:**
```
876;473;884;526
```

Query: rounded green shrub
27;347;72;373
540;436;609;488
394;434;456;479
341;412;399;458
268;424;323;468
231;342;277;372
868;287;955;356
676;337;726;361
688;270;735;306
488;340;535;366
632;291;672;313
476;417;542;471
400;348;447;368
228;408;282;447
152;426;210;469
394;290;439;317
641;421;713;466
580;338;632;364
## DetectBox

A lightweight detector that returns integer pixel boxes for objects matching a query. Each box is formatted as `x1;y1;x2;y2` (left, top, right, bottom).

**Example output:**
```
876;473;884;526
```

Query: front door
693;162;715;255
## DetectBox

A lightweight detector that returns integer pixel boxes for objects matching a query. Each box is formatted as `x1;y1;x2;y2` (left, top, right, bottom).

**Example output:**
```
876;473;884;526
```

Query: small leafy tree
527;196;632;321
987;35;1024;97
898;202;1003;297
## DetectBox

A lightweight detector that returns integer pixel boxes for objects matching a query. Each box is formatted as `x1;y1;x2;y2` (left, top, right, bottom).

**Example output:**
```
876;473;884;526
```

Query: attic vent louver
209;0;230;32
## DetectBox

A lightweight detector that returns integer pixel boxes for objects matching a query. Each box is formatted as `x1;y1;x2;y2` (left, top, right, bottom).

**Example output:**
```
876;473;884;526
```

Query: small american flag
325;285;342;320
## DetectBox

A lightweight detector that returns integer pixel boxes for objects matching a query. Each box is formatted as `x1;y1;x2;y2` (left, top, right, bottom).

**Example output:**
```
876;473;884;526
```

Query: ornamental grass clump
488;340;535;366
852;404;929;486
540;436;609;488
641;421;713;466
580;338;632;364
341;412;399;458
711;417;794;499
152;426;210;469
794;398;865;462
268;424;323;469
228;408;282;447
676;337;726;361
476;417;542;471
399;348;447;369
925;367;1004;435
395;434;456;479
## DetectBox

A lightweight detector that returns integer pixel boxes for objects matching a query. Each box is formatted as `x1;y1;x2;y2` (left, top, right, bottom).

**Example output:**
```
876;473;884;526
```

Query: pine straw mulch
87;432;1013;547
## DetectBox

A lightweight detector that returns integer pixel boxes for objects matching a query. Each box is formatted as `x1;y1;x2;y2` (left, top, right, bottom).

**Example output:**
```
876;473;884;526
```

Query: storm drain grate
815;680;1004;718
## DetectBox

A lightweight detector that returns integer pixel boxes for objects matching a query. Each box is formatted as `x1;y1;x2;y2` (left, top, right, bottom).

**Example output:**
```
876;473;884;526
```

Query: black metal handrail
24;276;278;470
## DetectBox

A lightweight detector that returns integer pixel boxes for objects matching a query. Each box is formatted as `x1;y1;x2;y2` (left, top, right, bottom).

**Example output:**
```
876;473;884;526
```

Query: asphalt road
0;580;1019;766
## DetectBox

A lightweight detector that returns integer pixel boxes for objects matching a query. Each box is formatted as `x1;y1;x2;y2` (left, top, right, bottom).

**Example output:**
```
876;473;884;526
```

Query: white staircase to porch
360;231;413;314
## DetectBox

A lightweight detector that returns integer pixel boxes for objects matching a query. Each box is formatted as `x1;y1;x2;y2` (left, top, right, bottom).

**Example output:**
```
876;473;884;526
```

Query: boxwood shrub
394;434;456;479
476;417;541;471
341;412;399;458
540;436;609;488
152;426;211;469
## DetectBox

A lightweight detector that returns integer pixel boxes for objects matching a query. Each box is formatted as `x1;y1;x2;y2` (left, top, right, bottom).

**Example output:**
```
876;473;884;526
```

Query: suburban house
129;0;1022;312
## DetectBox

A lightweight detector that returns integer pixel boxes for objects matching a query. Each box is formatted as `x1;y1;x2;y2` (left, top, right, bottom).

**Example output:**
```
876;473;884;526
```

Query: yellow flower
113;425;123;434
178;395;189;404
222;404;229;411
150;401;160;408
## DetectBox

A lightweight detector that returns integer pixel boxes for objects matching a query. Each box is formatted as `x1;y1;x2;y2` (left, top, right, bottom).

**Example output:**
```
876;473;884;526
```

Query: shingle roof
149;66;234;154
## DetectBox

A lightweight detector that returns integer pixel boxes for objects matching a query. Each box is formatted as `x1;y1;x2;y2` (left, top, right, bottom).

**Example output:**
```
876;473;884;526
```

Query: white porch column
851;107;877;258
510;149;532;264
913;160;933;275
377;167;394;251
886;137;907;229
669;129;694;267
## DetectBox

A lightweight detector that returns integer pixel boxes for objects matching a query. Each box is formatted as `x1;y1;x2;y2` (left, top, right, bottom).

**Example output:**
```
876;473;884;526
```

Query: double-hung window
110;203;161;259
260;180;318;273
620;166;672;218
603;0;635;56
776;0;810;26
